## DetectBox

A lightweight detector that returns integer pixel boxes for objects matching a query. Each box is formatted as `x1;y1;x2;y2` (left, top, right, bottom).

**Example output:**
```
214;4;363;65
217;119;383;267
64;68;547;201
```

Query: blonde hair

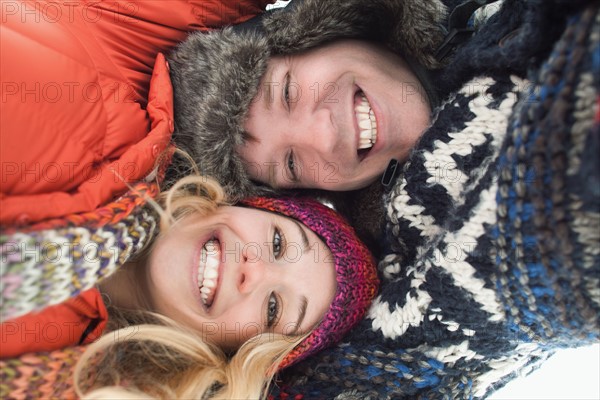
74;313;306;399
75;173;307;399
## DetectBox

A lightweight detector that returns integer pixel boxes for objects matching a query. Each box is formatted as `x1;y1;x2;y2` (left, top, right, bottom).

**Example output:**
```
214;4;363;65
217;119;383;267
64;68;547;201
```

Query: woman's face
239;39;431;191
144;206;336;350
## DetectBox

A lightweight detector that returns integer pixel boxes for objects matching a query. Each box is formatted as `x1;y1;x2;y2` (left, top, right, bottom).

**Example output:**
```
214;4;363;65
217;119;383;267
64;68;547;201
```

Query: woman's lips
197;239;221;308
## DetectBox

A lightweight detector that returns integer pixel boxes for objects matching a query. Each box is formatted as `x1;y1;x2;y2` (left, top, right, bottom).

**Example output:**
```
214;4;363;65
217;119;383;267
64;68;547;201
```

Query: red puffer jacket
0;288;107;359
0;0;272;226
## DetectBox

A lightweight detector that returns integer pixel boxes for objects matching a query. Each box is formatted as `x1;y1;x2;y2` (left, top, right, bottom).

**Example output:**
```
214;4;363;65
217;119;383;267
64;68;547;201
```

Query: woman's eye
273;227;283;259
287;151;297;180
267;292;279;327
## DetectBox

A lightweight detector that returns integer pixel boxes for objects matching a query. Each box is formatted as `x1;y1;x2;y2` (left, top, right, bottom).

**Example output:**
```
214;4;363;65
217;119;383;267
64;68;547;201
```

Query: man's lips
354;90;378;161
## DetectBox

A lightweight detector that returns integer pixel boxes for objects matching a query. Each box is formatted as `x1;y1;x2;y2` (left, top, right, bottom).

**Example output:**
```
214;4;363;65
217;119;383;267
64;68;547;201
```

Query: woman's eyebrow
291;220;310;251
289;295;308;335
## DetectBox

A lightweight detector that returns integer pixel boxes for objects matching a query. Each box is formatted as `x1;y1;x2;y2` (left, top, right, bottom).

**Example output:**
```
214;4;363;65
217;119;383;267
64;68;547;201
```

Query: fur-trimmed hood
168;0;447;201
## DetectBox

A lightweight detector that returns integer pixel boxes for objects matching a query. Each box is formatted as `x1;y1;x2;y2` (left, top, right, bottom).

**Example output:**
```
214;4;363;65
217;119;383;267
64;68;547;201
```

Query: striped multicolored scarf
1;183;159;399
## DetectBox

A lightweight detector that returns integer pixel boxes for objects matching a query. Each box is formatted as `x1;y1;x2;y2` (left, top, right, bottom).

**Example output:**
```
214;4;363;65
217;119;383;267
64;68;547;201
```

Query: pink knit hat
241;197;379;369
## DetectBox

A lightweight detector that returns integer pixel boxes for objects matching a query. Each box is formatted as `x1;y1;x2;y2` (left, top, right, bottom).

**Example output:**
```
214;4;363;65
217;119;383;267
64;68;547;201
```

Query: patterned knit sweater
272;3;600;399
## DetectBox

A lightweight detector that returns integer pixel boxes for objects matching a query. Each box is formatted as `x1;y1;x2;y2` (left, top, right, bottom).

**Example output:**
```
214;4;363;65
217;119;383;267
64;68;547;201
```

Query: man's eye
267;292;280;327
284;73;291;106
273;227;283;259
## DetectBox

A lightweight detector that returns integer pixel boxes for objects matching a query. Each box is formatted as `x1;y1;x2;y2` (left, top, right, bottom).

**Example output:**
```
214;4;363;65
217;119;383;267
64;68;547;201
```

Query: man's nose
292;108;338;156
237;243;267;294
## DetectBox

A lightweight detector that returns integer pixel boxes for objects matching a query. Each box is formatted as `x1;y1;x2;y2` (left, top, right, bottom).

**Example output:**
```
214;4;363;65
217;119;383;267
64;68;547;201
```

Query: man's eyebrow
291;219;310;251
289;295;308;335
267;161;279;188
264;64;275;112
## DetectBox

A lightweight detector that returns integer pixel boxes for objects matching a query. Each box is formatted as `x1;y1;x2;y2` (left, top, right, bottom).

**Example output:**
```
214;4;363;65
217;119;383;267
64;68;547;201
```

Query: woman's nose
237;243;266;294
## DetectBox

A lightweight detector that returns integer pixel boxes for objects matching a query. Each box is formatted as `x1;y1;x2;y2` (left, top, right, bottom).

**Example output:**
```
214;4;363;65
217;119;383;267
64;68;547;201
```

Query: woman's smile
196;238;222;309
145;206;337;349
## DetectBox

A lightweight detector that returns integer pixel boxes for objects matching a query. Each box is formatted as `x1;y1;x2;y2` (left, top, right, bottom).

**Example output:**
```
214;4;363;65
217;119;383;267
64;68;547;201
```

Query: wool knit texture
0;348;83;399
270;2;600;399
242;197;379;369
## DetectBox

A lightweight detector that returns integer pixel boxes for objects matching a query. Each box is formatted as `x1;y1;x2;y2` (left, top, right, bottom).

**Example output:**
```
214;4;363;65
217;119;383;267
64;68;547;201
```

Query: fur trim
169;0;447;201
264;0;447;69
169;28;271;200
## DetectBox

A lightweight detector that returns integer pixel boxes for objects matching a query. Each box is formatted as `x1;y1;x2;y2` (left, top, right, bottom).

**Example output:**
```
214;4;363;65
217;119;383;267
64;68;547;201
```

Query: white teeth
355;92;377;151
356;104;369;113
198;239;220;307
205;241;217;253
204;264;218;279
203;279;216;288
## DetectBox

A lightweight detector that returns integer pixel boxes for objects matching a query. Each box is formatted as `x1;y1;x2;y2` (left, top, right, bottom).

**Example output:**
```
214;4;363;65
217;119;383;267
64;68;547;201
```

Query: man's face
239;39;431;191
